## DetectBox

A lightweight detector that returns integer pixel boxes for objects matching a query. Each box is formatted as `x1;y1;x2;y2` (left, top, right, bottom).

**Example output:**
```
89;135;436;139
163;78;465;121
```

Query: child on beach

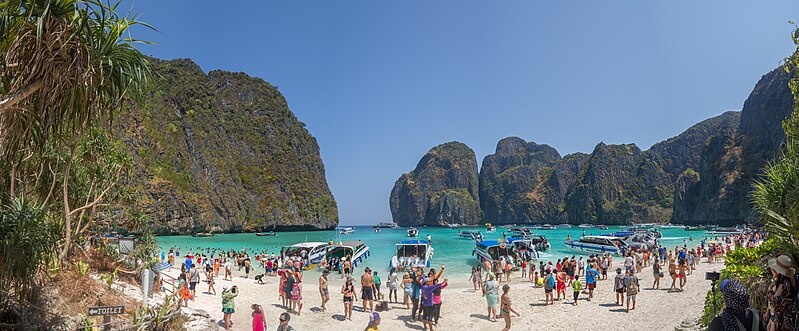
251;304;266;331
572;275;582;305
521;260;527;279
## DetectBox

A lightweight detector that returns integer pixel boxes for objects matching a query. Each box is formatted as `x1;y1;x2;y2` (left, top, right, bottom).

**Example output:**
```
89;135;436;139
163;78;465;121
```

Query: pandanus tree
0;0;151;258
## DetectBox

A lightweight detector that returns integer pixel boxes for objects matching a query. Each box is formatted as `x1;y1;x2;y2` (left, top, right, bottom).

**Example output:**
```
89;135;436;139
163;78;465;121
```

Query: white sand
162;259;723;331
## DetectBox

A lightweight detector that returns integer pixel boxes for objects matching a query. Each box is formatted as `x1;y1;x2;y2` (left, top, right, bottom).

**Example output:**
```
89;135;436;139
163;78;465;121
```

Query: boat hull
564;240;621;255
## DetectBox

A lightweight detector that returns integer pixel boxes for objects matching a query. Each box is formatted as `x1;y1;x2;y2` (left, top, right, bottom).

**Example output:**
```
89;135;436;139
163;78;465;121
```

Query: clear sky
122;1;799;225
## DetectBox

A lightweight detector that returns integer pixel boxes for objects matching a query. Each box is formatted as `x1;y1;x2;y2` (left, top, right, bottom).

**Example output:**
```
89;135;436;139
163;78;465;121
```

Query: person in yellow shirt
366;312;381;331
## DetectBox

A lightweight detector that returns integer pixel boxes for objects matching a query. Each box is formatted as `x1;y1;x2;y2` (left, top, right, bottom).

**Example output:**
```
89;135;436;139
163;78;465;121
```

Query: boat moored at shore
407;227;419;237
390;239;434;269
325;240;370;268
283;242;330;265
564;235;627;255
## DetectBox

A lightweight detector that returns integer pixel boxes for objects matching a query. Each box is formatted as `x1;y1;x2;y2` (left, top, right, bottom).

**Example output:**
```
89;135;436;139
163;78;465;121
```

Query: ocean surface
157;225;713;276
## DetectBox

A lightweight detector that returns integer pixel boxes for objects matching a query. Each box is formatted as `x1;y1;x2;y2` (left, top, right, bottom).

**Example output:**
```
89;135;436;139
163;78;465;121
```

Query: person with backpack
614;268;626;305
708;279;766;331
625;269;639;312
544;270;556;305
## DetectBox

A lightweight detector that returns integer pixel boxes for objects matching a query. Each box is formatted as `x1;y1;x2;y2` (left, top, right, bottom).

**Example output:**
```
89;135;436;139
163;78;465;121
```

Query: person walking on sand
572;275;582;306
482;273;499;322
206;268;217;295
373;271;383;300
341;276;357;321
625;269;639;312
251;304;267;331
500;284;520;331
361;267;377;312
291;271;303;315
221;285;239;330
188;263;200;300
544;270;555;305
678;260;688;291
668;258;677;290
284;270;296;310
585;263;599;300
319;269;330;311
224;259;233;281
652;259;662;289
614;268;626;305
388;267;399;303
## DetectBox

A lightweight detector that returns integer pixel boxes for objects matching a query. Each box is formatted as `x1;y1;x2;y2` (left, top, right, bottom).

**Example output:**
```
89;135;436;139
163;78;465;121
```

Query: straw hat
768;255;794;276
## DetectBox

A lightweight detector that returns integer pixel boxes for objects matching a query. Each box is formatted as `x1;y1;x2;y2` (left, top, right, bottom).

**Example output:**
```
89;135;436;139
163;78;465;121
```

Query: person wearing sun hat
766;255;797;331
365;312;381;331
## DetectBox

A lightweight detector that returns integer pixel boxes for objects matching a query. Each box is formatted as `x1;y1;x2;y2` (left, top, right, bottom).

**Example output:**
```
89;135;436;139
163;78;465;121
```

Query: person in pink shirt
431;277;448;325
251;304;266;331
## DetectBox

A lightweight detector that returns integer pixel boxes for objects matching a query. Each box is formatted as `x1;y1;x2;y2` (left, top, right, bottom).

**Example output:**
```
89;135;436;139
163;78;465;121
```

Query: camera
705;271;720;281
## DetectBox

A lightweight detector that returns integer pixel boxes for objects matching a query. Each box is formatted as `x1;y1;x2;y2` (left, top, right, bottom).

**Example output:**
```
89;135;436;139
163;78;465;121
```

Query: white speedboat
283;242;330;265
564;236;627;255
373;222;399;229
578;224;595;228
539;224;556;230
326;240;370;268
407;227;419;237
338;227;355;234
473;238;539;264
556;224;572;229
390;239;434;269
508;227;550;251
612;231;657;250
706;227;745;235
485;223;496;232
458;230;484;241
658;223;685;229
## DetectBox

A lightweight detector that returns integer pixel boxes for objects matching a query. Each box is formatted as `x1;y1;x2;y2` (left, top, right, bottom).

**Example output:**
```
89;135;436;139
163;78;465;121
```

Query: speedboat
628;223;657;232
390;239;434;269
556;224;572;228
485;223;496;232
339;227;355;234
375;227;381;233
446;223;465;228
612;231;657;250
578;224;595;228
538;224;556;230
684;226;704;231
706;227;745;235
325;240;370;268
473;238;539;265
508;227;550;251
407;227;419;237
458;230;484;241
564;235;627;255
255;231;277;236
284;242;330;265
192;232;214;237
658;223;685;229
596;224;608;230
373;222;399;229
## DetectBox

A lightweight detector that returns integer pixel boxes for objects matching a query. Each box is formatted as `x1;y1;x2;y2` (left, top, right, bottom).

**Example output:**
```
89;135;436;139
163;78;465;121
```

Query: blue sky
123;1;799;225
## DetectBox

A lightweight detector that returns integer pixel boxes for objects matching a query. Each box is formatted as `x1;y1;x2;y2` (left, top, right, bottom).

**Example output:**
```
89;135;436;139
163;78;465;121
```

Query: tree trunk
0;79;44;113
58;146;76;260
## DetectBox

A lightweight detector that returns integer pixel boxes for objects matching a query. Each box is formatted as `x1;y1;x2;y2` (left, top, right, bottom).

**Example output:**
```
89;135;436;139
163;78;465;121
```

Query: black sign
88;306;125;316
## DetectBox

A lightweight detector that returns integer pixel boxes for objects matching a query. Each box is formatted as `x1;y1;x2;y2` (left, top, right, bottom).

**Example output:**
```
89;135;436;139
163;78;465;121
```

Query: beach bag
376;300;390;312
547;274;555;289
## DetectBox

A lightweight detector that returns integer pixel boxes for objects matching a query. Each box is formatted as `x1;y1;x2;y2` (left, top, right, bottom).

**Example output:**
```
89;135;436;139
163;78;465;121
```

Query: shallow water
157;225;713;275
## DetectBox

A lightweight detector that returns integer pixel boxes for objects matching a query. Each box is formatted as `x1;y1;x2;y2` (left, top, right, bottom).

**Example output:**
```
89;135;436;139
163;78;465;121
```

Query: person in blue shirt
184;256;192;273
585;263;599;301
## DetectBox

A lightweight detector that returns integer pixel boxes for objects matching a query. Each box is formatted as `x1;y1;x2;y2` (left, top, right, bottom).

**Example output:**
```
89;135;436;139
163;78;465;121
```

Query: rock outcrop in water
390;142;480;226
478;137;587;224
114;58;338;234
671;67;794;225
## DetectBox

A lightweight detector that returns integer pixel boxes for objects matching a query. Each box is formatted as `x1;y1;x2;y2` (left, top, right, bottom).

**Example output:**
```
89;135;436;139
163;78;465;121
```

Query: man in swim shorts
361;267;376;312
319;269;330;311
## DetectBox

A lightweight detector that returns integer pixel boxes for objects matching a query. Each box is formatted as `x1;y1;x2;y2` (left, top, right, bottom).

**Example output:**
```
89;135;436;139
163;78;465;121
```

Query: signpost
88;305;125;331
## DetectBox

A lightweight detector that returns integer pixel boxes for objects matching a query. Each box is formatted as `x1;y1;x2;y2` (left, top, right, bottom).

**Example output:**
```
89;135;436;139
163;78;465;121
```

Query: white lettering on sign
88;306;125;316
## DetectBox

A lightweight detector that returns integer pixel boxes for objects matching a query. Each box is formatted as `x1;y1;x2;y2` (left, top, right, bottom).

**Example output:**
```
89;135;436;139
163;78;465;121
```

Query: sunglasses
280;319;287;322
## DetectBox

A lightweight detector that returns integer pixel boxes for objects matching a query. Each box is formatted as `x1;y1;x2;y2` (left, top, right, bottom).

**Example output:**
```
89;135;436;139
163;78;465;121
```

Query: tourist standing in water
500;284;520;331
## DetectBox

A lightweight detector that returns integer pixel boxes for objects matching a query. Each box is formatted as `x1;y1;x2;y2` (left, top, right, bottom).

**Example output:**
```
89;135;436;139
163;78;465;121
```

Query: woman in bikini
500;284;520;331
341;276;356;320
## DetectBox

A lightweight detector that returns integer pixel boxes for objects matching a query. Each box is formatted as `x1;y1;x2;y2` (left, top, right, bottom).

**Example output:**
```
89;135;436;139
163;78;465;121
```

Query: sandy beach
162;257;723;331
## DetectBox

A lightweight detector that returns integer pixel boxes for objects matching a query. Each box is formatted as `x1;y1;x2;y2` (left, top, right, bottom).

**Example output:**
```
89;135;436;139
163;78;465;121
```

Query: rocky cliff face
478;137;586;224
672;67;794;225
563;112;740;225
390;142;480;226
114;58;338;234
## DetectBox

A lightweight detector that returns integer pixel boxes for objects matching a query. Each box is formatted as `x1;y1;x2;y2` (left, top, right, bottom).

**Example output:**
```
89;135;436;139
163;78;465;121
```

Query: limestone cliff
114;58;338;234
390;142;480;226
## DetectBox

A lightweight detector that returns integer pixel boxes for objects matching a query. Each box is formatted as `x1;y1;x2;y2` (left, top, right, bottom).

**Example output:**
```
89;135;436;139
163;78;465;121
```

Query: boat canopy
396;240;429;258
400;239;429;245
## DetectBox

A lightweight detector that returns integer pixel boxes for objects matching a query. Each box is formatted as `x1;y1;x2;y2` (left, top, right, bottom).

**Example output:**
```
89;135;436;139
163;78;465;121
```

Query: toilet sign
88;305;125;316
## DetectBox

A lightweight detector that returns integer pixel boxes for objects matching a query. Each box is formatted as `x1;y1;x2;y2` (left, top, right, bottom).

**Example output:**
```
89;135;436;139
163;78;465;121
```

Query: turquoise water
157;226;711;275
